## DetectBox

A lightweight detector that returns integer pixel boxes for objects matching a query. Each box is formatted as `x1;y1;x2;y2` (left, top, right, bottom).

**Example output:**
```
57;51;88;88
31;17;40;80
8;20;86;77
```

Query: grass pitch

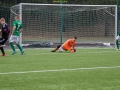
0;48;120;90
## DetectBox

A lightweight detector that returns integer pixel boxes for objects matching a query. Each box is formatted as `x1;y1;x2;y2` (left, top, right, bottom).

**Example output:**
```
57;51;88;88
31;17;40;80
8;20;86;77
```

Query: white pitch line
0;66;120;75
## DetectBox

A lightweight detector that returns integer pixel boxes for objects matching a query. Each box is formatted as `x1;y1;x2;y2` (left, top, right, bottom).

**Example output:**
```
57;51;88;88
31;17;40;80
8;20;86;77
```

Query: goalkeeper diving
51;37;77;53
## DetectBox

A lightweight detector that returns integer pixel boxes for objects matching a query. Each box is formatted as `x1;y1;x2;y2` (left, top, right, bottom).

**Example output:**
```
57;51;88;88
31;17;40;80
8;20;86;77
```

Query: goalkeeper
116;32;120;50
51;37;77;53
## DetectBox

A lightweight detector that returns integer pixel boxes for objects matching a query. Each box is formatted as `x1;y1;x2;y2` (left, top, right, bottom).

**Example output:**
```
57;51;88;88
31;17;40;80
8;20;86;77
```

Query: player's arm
20;29;23;33
11;26;16;35
11;21;17;35
70;43;76;52
0;29;1;35
2;24;10;33
72;43;76;49
19;24;23;33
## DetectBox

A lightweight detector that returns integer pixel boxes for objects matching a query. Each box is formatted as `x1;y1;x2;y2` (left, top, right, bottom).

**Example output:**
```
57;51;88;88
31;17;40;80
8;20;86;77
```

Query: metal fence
0;0;120;32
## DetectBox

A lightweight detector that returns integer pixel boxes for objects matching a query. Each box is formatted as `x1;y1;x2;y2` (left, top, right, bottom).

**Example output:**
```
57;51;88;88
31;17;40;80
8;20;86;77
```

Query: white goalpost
10;3;118;48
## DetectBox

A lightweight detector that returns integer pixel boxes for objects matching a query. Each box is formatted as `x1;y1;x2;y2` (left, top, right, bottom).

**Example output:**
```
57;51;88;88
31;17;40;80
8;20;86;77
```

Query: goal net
10;3;117;47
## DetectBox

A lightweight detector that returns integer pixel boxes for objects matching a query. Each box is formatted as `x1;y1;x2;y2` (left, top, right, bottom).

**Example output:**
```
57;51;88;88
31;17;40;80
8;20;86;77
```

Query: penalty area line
0;66;120;75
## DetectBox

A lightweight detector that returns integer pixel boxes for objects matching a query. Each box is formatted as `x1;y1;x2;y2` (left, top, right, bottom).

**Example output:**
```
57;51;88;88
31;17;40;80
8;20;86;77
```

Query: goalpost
10;3;118;48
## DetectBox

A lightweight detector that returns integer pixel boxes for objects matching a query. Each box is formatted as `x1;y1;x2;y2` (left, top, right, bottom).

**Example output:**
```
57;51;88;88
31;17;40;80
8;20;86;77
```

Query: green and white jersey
13;20;22;36
118;32;120;36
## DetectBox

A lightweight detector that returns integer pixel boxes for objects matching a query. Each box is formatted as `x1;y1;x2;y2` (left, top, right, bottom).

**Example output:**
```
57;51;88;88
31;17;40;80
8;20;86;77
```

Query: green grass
0;48;120;90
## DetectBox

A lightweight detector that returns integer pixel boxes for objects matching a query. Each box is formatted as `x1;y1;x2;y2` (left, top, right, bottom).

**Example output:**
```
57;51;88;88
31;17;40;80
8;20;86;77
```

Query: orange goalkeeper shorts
62;46;71;51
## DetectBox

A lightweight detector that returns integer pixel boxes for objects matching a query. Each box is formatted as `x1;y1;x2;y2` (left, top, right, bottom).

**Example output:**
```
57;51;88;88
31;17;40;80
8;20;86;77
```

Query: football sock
10;43;16;52
54;45;61;51
116;40;119;49
16;44;23;52
0;47;5;54
54;47;59;51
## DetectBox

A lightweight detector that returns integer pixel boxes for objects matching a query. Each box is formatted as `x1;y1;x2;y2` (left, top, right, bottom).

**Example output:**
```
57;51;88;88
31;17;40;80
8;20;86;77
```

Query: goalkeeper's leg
51;45;61;52
62;46;76;53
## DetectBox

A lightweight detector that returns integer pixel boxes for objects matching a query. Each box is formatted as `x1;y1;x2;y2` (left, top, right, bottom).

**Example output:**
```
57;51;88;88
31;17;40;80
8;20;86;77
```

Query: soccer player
51;37;77;53
0;18;10;56
9;15;24;55
116;32;120;50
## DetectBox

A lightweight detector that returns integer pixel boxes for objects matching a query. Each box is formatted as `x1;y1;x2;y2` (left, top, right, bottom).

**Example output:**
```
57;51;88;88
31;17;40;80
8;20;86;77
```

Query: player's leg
59;45;71;52
51;45;61;52
16;44;24;55
10;42;17;55
116;35;120;50
0;46;5;56
9;35;17;55
59;46;64;52
15;36;24;55
116;40;119;49
0;38;6;56
62;46;76;53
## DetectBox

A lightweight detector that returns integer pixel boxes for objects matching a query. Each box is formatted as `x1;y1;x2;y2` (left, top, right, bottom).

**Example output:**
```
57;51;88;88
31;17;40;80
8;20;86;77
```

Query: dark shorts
0;38;7;45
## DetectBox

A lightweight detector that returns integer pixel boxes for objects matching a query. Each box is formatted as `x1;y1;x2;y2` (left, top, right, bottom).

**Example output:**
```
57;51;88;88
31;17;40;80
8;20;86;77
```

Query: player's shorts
59;46;72;52
62;46;71;51
9;35;19;43
116;35;120;40
0;38;7;45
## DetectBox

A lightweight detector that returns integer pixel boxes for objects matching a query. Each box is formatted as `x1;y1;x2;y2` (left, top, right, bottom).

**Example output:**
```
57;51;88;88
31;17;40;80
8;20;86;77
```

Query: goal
10;3;118;47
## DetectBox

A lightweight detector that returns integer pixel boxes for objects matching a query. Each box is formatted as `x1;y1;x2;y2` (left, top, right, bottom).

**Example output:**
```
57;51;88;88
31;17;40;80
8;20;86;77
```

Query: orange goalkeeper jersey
62;39;76;51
